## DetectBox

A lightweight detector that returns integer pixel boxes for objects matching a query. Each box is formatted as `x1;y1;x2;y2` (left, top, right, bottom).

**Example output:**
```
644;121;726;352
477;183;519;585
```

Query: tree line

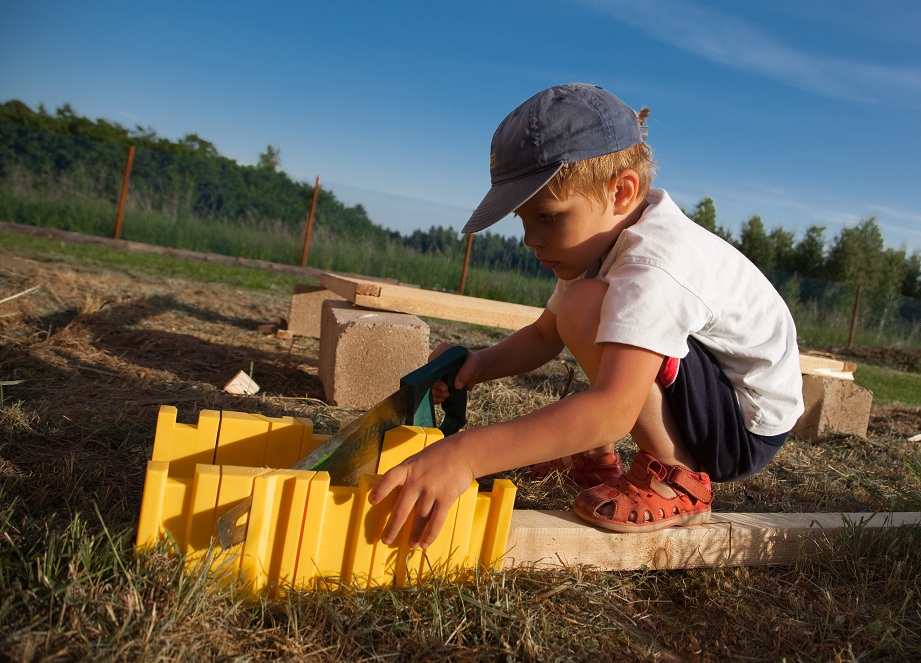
688;197;920;300
0;100;391;243
1;99;918;299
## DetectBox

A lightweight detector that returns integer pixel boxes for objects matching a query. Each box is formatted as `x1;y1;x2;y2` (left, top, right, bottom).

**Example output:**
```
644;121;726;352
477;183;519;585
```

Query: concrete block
319;300;429;409
288;284;345;338
792;374;873;440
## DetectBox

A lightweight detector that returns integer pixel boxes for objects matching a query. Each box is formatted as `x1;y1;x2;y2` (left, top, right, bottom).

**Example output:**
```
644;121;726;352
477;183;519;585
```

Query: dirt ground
2;245;921;539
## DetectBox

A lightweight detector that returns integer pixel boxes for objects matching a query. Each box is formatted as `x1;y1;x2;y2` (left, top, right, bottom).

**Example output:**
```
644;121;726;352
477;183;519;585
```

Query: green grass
1;211;555;308
856;363;921;407
0;229;311;294
3;474;921;660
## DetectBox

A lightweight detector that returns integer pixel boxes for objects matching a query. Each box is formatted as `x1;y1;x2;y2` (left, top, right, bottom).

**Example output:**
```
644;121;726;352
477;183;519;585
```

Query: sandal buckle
644;458;668;482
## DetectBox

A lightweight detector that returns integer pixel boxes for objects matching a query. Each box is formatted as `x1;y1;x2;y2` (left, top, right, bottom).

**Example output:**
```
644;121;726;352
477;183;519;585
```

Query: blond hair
546;108;655;206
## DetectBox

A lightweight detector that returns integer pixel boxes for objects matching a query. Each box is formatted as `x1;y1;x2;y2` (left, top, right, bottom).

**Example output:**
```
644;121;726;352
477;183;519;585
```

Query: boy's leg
557;279;700;472
554;278;693;469
550;279;618;459
630;380;700;478
658;336;786;482
556;279;713;530
528;278;622;486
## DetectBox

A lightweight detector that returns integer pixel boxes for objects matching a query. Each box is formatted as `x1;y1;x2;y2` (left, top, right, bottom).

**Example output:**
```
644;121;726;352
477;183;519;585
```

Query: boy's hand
368;438;475;549
429;343;482;404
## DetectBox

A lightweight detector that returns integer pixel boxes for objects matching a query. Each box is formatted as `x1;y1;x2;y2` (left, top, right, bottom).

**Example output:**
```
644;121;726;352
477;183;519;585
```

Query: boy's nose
522;222;544;248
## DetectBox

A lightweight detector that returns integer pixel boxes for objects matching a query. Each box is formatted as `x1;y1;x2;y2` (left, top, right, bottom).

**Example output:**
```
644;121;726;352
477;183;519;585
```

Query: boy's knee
555;279;606;342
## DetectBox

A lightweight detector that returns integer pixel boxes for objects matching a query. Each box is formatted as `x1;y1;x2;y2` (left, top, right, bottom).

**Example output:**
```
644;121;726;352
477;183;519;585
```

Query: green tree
738;214;772;268
691;196;716;232
824;217;910;340
689;196;733;242
903;251;921;299
258;144;281;172
177;133;218;160
790;225;827;278
769;226;796;272
825;218;906;295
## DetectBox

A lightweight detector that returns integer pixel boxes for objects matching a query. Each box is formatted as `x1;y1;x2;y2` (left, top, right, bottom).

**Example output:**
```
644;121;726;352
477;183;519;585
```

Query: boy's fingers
368;466;404;506
430;345;479;391
455;353;481;389
427;342;453;362
408;494;436;547
431;380;450;404
377;471;425;545
414;502;451;549
379;491;414;545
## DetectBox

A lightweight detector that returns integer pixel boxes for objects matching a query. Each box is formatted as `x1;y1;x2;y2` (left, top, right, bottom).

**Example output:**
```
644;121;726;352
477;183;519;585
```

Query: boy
369;83;803;547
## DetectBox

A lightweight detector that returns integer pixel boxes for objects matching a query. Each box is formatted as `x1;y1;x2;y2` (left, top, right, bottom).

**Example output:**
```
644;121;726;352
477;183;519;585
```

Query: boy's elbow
531;309;562;348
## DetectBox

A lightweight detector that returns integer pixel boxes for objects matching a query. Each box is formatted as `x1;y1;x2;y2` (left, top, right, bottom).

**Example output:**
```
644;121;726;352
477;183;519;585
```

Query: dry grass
2;244;921;661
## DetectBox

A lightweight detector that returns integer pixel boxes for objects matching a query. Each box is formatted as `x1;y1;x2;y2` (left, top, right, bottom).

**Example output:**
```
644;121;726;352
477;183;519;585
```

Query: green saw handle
401;345;468;436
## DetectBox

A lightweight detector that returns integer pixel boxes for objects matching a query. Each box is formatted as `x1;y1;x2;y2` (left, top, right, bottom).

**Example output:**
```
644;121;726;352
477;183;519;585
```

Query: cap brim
462;163;562;234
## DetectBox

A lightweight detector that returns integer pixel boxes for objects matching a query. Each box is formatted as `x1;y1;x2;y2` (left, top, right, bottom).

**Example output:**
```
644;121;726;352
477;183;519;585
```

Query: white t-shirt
547;189;804;436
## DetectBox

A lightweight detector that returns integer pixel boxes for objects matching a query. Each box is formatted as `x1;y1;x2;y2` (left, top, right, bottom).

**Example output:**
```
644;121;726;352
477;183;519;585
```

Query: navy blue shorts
662;337;787;482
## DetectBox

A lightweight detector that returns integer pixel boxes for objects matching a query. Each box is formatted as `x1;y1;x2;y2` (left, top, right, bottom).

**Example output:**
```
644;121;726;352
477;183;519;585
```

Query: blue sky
2;0;920;252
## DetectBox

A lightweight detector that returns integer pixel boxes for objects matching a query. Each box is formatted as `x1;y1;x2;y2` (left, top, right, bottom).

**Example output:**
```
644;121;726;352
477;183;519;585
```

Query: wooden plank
502;510;921;571
320;272;542;331
320;274;860;381
799;353;856;380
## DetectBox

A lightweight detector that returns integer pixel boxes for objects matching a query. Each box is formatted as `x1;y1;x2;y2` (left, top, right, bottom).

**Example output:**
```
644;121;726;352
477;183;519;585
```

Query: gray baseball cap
462;83;644;234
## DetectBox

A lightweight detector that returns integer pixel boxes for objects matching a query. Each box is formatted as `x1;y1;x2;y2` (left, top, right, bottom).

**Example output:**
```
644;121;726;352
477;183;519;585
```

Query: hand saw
216;345;468;549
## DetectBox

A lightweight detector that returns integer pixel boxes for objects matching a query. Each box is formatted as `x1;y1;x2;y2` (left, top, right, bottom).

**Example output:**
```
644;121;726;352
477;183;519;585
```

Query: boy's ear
608;170;640;212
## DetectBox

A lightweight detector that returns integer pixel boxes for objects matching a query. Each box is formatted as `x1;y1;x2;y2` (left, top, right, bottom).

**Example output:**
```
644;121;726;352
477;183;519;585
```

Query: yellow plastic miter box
136;405;516;594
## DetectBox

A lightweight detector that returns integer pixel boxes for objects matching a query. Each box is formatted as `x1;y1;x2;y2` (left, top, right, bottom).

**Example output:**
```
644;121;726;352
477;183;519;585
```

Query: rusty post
114;144;135;240
459;232;474;294
847;283;862;348
301;176;320;267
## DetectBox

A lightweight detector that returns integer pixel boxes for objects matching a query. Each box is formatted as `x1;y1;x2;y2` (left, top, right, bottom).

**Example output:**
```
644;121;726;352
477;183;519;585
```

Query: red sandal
530;451;623;487
573;451;712;532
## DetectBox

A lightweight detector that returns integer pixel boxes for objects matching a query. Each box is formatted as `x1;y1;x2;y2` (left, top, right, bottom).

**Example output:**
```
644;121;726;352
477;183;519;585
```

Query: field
2;231;921;661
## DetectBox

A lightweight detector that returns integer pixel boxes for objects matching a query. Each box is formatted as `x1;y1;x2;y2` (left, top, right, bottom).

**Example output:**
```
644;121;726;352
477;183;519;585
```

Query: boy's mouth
539;259;560;270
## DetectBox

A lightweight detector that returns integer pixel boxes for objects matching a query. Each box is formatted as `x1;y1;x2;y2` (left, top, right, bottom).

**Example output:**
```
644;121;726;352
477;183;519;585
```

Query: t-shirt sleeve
596;261;712;358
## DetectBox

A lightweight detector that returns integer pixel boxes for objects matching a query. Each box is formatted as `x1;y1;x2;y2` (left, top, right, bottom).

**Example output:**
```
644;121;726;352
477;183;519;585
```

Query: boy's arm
474;308;564;382
369;341;663;548
431;308;563;401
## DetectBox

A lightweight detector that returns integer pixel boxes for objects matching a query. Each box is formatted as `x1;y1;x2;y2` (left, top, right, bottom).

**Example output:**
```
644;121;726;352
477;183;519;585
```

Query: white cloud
578;0;921;105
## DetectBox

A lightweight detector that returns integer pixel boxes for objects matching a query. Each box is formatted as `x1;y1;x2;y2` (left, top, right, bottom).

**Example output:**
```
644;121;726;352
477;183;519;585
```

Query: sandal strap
665;465;713;503
632;451;713;504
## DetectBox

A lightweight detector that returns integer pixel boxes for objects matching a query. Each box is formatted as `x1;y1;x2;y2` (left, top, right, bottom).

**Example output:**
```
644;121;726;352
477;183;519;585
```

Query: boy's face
515;184;624;281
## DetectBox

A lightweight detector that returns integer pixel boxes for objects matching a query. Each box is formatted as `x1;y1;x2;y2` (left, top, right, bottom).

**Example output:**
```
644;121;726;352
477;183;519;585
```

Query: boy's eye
539;213;557;223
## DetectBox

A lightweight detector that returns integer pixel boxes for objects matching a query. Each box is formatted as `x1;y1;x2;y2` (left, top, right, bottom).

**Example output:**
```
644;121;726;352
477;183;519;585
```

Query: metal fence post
459;233;473;294
847;283;862;348
113;144;135;239
301;176;320;267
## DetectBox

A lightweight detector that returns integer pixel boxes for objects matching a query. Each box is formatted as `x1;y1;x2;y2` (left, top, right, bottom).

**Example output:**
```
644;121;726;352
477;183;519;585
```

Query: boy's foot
573;451;712;532
530;451;623;487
